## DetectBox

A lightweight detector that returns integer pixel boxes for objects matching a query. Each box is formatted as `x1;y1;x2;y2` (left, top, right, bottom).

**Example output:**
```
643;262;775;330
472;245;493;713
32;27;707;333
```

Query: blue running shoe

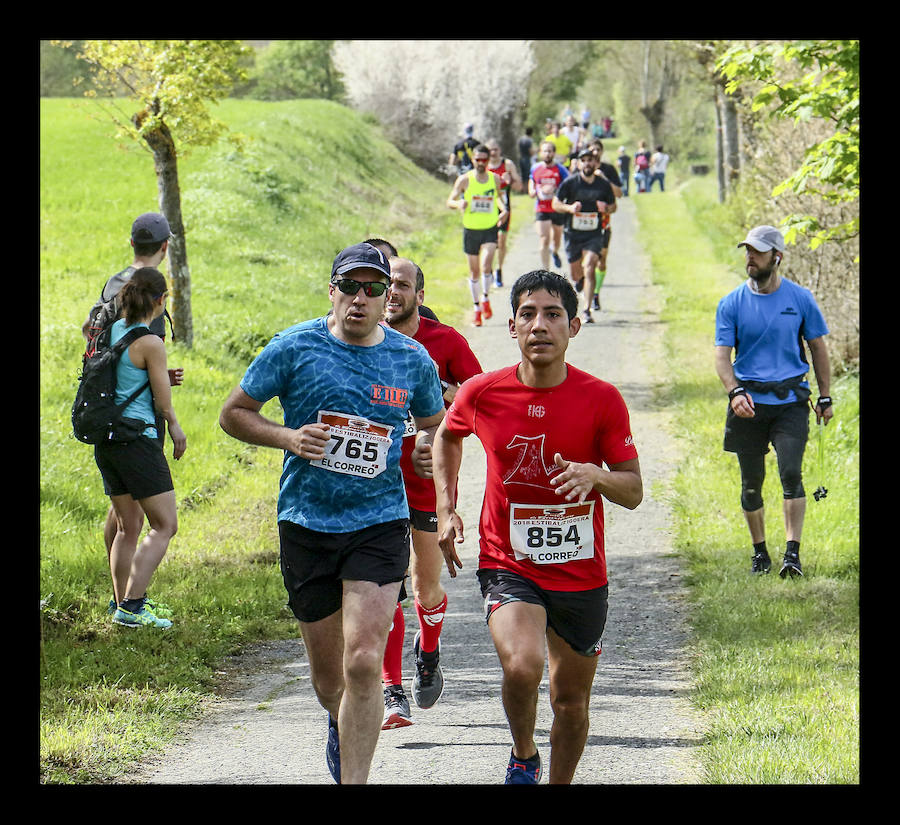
326;714;341;783
551;250;562;268
112;604;172;629
505;749;542;784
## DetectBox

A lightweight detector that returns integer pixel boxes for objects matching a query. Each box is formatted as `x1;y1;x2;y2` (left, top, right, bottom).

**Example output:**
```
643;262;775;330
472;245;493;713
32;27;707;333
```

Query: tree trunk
717;84;740;193
136;115;193;348
715;87;726;203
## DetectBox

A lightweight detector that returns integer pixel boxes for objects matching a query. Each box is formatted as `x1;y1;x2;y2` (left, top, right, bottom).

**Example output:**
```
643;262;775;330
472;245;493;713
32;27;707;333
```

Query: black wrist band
728;386;747;401
817;396;832;409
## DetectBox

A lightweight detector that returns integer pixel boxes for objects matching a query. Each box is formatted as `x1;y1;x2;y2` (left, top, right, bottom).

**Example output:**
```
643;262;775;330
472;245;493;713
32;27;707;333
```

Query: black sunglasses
332;277;389;297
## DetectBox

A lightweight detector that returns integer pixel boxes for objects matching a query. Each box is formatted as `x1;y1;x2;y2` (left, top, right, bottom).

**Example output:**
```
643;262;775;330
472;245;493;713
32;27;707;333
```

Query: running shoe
382;685;413;730
574;279;584;293
473;309;483;327
326;714;341;783
751;550;772;574
481;298;493;320
592;293;601;311
494;269;503;288
505;749;542;784
412;631;444;709
112;604;172;629
551;250;562;268
581;309;594;324
779;550;803;578
109;596;173;617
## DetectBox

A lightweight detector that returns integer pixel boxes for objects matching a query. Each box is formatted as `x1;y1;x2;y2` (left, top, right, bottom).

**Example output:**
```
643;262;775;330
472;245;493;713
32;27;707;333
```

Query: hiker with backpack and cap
81;212;185;620
90;266;187;628
714;224;833;579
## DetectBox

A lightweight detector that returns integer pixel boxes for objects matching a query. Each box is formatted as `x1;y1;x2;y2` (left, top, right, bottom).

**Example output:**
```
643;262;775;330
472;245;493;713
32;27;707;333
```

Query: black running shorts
463;227;499;256
723;400;809;455
565;229;609;263
477;568;607;657
278;518;410;623
94;435;173;500
409;506;438;533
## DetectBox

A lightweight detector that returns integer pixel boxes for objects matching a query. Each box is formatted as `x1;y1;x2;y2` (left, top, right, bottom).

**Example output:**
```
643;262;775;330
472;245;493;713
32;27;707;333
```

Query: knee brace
779;464;805;499
738;453;765;512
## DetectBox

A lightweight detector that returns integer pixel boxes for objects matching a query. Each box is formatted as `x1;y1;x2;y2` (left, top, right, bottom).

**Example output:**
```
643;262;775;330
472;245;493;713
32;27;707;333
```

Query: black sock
786;540;800;556
120;597;146;613
753;541;768;556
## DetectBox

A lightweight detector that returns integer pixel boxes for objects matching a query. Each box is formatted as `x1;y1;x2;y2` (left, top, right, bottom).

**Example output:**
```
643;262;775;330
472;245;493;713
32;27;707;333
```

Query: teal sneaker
144;596;173;618
113;604;172;629
108;596;172;618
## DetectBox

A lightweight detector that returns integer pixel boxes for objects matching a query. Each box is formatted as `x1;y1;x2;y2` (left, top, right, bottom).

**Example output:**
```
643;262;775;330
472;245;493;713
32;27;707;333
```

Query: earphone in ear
774;255;781;266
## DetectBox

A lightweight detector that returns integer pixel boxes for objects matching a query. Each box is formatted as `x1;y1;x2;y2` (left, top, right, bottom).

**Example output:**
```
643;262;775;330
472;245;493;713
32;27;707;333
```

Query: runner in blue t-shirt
714;225;834;579
220;242;445;784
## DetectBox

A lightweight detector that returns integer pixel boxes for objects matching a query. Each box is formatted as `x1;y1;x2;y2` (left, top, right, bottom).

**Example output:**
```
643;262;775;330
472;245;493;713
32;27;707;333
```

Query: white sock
468;279;481;304
481;274;492;297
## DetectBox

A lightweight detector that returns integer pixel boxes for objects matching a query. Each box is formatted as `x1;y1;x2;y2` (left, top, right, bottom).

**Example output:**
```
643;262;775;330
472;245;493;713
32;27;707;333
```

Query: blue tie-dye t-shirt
240;316;444;533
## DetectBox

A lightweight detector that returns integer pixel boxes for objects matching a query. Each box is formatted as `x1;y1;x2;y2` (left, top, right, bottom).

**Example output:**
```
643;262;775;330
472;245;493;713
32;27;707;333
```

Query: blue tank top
111;319;158;439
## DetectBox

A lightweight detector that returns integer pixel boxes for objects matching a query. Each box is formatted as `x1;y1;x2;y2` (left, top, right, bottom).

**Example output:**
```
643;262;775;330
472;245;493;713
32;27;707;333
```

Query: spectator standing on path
517;127;536;190
380;256;484;730
449;123;479;178
634;140;651;193
433;270;643;784
714;225;833;578
648;145;670;192
96;267;187;629
82;212;184;618
616;146;631;197
446;145;508;327
219;242;445;784
486;138;524;288
528;140;569;272
552;148;617;323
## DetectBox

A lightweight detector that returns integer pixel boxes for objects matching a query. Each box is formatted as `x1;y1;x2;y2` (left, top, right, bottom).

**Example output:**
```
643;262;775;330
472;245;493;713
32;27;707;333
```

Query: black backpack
72;326;154;444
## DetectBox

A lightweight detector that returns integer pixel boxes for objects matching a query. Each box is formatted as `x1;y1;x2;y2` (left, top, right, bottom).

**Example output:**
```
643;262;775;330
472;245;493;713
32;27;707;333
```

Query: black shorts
463;227;499;255
536;212;567;226
565;229;609;263
409;506;438;533
477;568;607;657
94;435;173;500
723;401;809;455
278;518;410;623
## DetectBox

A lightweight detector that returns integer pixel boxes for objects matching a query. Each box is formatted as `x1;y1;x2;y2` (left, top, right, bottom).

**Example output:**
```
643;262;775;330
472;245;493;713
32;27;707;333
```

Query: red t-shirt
530;162;568;214
400;316;483;511
443;363;638;591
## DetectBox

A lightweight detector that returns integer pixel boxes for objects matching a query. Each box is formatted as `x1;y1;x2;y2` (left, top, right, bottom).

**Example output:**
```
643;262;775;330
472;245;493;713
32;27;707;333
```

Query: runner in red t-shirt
487;138;523;288
433;270;643;784
528;141;569;272
380;255;483;729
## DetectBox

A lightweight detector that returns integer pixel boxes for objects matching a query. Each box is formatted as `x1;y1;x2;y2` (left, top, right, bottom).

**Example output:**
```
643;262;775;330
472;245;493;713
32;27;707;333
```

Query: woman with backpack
634;140;652;193
93;266;187;628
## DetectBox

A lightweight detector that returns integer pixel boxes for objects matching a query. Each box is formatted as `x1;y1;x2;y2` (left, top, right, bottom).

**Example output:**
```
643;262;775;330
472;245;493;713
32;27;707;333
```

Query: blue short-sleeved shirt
715;279;829;405
240;316;445;532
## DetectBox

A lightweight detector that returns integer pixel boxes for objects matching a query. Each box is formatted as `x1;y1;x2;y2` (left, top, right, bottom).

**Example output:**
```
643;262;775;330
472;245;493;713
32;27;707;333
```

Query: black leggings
737;441;806;512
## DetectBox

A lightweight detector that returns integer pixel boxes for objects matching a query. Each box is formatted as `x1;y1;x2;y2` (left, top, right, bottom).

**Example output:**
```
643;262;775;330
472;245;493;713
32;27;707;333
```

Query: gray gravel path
128;194;706;785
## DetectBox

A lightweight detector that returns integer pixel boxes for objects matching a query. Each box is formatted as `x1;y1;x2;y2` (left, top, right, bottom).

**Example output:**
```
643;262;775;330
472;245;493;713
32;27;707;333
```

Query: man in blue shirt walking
714;225;834;578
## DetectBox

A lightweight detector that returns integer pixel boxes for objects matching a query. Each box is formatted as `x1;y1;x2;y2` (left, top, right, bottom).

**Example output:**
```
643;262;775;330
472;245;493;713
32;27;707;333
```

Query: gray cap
737;225;785;253
131;212;171;244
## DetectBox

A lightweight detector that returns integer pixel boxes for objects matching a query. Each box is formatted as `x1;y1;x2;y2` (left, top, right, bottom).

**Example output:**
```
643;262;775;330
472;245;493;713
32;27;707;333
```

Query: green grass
39;97;470;783
631;175;859;784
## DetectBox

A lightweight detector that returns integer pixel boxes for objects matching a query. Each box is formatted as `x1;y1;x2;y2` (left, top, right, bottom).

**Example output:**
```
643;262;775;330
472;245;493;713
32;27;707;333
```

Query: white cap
737;225;785;252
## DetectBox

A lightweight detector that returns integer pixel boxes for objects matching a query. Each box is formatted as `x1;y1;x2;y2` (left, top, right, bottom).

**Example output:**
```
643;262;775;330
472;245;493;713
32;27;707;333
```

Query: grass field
40;98;859;784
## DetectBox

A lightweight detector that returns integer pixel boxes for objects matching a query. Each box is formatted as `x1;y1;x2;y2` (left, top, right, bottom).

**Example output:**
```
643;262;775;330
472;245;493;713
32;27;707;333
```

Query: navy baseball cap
737;225;785;253
131;213;172;244
331;242;392;281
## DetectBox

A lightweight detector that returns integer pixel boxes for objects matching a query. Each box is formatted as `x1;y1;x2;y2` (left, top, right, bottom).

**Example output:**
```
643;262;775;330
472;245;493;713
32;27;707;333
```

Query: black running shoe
412;631;444;709
326;714;340;783
779;550;803;578
751;550;772;574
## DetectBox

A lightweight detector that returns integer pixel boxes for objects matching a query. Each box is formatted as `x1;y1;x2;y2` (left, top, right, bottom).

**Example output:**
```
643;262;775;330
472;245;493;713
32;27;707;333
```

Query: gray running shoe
382;685;413;729
412;631;444;709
